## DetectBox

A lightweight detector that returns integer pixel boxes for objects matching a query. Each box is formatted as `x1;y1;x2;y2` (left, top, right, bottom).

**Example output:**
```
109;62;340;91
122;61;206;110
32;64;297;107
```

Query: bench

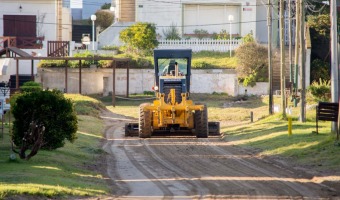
316;102;339;139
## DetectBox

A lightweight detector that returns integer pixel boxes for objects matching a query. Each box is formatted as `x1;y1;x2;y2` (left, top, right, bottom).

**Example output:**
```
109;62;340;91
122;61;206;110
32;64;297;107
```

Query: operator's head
169;59;176;64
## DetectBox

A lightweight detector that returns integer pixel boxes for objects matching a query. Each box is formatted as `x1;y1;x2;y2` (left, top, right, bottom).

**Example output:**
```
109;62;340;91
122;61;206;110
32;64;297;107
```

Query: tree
93;10;114;31
11;90;78;160
307;14;330;61
235;42;268;86
101;3;111;9
120;22;158;56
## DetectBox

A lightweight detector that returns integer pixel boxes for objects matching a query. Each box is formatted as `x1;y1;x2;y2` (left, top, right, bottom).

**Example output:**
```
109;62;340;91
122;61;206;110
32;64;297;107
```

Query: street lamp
228;15;234;57
91;14;96;51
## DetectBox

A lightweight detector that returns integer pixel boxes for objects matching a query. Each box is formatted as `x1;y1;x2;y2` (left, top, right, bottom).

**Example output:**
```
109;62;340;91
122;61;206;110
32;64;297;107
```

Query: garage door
183;4;240;36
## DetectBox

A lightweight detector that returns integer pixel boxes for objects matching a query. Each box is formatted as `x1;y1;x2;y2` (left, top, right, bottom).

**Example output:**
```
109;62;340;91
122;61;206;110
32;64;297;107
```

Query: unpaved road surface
101;111;340;199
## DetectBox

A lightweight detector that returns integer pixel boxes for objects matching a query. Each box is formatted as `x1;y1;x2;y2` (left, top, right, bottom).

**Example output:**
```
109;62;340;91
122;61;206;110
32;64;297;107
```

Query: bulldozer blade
208;122;220;136
125;123;139;137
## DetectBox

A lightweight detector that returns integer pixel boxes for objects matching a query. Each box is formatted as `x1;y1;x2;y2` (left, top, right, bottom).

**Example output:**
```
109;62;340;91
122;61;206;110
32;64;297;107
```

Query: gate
47;41;69;57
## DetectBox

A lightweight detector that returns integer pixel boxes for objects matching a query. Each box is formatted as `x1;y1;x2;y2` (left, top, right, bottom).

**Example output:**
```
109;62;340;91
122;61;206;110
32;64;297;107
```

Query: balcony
0;36;45;56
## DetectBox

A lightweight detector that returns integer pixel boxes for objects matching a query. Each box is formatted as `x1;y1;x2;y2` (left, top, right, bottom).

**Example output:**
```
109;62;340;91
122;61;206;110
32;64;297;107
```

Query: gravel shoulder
100;110;340;199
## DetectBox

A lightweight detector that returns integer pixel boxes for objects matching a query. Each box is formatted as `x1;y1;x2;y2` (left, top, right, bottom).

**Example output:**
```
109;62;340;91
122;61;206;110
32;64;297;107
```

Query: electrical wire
0;17;276;28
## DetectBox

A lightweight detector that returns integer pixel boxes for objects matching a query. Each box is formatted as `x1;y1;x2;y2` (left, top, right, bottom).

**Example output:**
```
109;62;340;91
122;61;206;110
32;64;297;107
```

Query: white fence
157;39;242;52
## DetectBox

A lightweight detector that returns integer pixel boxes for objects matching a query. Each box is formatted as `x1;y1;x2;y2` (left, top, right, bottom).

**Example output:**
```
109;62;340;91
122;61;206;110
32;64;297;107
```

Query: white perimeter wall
36;68;268;96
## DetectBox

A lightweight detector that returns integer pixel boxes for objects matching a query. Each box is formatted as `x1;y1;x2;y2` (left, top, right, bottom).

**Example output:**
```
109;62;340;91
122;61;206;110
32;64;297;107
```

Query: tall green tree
120;22;158;56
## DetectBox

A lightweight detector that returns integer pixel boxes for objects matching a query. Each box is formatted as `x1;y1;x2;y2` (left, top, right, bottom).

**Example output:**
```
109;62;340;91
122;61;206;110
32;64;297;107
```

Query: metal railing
0;36;44;50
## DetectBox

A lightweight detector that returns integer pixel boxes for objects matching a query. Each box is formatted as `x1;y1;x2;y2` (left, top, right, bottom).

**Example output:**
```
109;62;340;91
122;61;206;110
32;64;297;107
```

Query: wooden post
299;0;306;122
280;0;286;118
112;60;116;107
79;60;82;94
31;60;34;81
267;0;273;115
126;61;129;97
16;59;19;90
65;60;68;93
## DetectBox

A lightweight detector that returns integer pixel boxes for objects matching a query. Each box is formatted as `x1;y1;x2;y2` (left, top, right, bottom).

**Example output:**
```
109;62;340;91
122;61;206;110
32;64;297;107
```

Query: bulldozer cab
154;49;192;94
159;59;188;76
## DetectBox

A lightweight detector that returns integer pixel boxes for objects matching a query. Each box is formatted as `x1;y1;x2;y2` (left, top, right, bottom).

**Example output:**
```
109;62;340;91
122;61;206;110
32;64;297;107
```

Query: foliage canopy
12;90;78;159
235;42;268;86
120;22;158;56
93;10;114;31
308;78;331;102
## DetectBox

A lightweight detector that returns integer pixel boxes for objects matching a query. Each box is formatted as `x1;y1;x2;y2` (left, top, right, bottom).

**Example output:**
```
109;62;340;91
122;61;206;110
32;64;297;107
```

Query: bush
241;31;255;43
38;59;67;68
308;78;331;102
11;90;78;160
20;81;42;93
120;22;158;56
38;51;114;68
163;23;181;40
217;29;230;40
101;45;120;51
310;59;330;83
193;29;209;39
235;42;268;86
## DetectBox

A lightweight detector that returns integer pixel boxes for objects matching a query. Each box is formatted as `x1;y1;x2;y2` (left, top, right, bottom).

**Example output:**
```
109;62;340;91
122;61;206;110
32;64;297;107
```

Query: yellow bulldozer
125;49;219;138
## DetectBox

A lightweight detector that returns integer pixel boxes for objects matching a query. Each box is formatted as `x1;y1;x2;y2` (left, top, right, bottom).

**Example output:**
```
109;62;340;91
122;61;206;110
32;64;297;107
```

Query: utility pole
280;0;286;117
272;0;279;47
288;0;293;85
268;0;273;115
299;0;306;122
294;0;300;107
331;0;338;131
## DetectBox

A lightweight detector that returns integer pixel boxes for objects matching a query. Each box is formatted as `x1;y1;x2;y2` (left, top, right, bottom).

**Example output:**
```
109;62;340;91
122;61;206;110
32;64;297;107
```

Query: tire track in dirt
101;110;338;199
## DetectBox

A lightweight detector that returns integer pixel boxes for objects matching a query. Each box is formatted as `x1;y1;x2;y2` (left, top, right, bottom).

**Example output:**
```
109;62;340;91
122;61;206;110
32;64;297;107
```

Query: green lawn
0;94;109;199
223;113;340;171
114;51;238;69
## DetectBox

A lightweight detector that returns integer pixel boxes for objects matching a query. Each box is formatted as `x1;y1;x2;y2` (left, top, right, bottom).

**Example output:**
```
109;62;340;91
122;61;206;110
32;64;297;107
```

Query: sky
70;0;112;19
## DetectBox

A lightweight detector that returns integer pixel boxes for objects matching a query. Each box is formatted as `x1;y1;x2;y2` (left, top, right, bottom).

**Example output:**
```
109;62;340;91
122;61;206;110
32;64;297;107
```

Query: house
98;0;273;48
0;0;72;82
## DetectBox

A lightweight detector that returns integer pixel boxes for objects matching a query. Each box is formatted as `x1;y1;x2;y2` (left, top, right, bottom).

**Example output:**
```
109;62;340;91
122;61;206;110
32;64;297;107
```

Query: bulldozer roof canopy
153;49;192;59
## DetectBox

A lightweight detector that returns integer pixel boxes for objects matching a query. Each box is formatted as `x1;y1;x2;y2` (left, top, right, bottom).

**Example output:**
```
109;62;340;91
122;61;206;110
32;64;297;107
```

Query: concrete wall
36;68;268;96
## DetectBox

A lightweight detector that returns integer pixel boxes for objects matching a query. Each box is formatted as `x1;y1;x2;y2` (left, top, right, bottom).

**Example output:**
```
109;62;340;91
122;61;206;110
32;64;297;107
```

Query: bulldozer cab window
158;58;188;76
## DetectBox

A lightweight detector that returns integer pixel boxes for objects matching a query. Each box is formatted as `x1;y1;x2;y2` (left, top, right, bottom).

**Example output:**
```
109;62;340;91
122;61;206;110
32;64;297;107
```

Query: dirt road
101;111;339;199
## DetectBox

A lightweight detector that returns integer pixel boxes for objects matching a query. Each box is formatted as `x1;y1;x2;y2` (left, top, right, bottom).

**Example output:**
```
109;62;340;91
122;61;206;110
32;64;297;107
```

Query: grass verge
0;94;109;199
223;113;340;172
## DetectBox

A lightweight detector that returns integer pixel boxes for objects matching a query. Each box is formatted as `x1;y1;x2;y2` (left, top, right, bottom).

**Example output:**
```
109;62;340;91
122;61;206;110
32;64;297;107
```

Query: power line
0;17;277;28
